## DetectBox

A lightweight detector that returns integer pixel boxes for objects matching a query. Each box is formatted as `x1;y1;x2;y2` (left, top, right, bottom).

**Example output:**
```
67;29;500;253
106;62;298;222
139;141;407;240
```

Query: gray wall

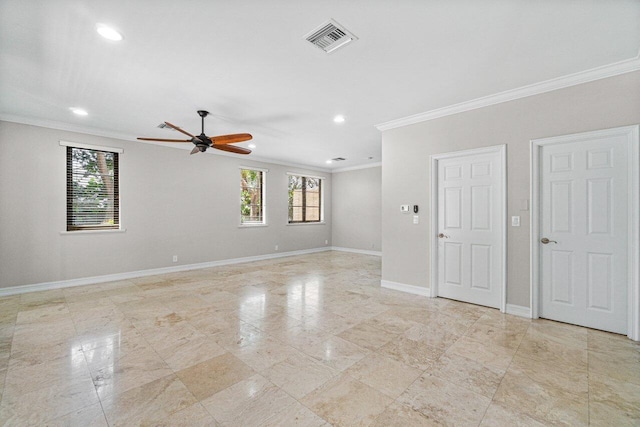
0;121;331;289
331;166;381;252
382;71;640;307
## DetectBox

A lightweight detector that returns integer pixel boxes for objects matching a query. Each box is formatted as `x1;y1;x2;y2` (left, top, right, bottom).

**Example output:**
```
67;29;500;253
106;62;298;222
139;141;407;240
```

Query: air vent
305;19;357;54
331;157;346;161
156;123;175;130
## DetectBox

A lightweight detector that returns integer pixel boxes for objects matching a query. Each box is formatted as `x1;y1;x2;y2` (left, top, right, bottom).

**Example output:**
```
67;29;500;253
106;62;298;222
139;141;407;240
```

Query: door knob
438;233;449;239
540;237;557;244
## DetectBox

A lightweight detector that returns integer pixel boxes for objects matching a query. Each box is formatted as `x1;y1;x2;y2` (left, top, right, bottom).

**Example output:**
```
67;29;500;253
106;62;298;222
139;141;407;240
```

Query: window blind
66;146;120;231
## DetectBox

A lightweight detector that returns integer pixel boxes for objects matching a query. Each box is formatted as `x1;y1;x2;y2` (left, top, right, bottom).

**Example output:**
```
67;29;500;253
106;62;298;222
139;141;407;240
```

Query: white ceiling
1;0;639;170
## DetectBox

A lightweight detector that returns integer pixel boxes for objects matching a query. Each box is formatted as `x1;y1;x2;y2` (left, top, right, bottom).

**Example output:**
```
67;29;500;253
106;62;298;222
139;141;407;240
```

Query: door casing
530;125;640;341
429;144;507;312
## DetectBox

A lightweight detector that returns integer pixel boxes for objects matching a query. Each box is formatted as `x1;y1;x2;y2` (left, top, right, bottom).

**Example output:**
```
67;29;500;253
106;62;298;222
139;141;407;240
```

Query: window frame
287;172;325;224
239;166;268;227
61;141;123;233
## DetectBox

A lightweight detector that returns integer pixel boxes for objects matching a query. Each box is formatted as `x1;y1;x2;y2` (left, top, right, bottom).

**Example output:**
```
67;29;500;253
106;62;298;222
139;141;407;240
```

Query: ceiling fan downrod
197;110;209;134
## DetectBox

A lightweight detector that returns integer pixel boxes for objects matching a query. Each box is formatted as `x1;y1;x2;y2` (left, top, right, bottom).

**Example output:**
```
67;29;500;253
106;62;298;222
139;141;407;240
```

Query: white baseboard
331;246;382;257
0;247;332;297
506;303;532;318
380;280;430;297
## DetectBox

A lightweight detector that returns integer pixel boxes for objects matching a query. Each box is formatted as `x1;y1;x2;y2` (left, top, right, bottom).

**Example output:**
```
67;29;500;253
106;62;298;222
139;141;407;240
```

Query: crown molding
0;114;332;174
241;155;331;174
376;53;640;131
332;162;381;173
0;114;138;142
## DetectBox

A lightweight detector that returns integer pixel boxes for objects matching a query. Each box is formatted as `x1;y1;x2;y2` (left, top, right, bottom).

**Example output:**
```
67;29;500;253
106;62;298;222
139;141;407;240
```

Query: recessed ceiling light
96;24;123;41
70;107;88;116
333;115;345;123
326;160;333;164
248;143;256;149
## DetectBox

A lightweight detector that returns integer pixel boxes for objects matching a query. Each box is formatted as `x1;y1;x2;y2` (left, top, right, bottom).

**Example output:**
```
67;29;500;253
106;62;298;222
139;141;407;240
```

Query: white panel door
540;135;628;334
437;149;504;309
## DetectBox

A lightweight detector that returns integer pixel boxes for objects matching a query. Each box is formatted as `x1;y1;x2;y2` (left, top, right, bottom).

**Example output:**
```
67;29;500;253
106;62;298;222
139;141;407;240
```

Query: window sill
60;228;126;235
238;223;268;228
286;222;326;226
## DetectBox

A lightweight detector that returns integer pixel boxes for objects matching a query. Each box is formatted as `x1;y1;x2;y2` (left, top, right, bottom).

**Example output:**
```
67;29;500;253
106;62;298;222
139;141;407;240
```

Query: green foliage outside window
288;175;321;223
67;147;119;230
240;169;264;224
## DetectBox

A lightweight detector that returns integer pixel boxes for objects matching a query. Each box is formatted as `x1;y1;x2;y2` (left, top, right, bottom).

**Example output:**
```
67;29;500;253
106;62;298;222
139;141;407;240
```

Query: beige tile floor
0;252;638;426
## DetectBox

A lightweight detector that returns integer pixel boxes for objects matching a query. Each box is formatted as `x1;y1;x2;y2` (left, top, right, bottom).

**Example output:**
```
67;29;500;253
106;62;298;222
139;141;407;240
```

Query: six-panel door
540;135;628;334
437;150;503;309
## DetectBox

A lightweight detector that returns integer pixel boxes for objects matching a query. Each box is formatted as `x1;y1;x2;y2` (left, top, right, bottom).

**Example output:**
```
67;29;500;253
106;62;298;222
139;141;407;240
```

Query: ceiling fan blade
190;146;200;155
212;144;252;155
164;122;196;139
210;133;253;145
137;137;192;142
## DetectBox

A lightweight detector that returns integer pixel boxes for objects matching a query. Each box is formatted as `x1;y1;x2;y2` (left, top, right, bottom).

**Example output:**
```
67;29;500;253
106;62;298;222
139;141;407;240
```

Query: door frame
530;125;640;341
429;144;507;313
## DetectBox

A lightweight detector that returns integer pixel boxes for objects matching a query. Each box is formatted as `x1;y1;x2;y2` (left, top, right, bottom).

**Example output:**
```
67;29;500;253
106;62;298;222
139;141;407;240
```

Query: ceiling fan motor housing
195;134;211;148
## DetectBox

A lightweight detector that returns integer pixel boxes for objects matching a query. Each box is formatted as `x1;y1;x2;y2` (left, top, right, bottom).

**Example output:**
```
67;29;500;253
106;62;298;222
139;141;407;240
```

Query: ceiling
1;1;639;171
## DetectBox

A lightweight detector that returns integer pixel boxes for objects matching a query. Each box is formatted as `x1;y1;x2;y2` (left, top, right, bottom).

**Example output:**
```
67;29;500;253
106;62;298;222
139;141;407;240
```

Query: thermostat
401;205;410;213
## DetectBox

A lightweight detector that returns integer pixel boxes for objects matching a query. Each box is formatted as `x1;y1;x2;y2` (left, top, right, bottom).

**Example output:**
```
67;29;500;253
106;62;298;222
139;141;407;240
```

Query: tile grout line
264;377;330;426
5;253;625;425
433;313;494;426
476;314;529;425
370;306;481;423
0;309;18;410
66;295;110;426
459;313;492;427
137;275;328;425
105;282;221;425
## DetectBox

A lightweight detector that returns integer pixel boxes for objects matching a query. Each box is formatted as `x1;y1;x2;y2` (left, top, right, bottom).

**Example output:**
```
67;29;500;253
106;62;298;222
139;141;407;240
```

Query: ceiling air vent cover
305;19;357;54
331;157;346;161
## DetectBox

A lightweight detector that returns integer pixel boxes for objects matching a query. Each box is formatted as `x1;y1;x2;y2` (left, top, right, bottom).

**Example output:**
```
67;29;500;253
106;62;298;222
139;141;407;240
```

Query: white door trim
429;144;507;313
530;125;640;340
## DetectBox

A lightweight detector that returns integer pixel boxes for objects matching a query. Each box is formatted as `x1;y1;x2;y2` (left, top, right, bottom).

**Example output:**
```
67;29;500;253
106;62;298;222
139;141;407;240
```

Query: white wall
381;71;640;307
331;166;381;252
0;121;332;289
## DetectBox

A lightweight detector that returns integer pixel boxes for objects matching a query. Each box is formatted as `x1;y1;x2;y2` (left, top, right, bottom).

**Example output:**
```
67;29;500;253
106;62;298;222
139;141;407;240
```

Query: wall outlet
172;255;178;263
275;245;279;251
325;240;328;245
413;215;419;224
511;216;521;227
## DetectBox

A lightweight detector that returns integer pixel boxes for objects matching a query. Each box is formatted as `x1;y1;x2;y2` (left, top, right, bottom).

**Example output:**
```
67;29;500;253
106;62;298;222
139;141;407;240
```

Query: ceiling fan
137;110;252;155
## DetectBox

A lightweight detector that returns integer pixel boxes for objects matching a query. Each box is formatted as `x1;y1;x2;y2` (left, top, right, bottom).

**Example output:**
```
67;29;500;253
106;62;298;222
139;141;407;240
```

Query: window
66;145;120;231
240;168;265;224
288;174;323;223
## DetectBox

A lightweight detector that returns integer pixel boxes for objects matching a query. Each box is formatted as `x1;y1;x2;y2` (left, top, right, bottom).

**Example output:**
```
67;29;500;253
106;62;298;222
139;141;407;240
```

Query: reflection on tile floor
0;252;638;426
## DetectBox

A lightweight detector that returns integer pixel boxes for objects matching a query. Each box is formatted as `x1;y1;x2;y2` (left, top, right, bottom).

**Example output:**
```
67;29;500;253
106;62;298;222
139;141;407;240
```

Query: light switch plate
511;216;520;227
